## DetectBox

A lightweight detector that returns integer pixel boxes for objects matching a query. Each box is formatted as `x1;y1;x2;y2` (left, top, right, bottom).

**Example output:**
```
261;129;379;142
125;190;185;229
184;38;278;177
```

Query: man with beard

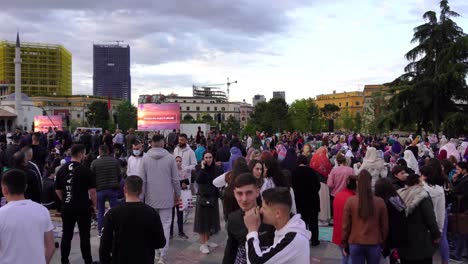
173;134;197;170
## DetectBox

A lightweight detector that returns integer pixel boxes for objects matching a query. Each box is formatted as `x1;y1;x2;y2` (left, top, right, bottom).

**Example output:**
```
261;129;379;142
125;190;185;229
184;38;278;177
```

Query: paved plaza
50;206;344;263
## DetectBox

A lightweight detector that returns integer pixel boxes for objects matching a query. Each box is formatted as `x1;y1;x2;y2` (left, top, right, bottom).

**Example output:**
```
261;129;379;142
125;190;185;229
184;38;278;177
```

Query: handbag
199;194;215;208
448;196;468;234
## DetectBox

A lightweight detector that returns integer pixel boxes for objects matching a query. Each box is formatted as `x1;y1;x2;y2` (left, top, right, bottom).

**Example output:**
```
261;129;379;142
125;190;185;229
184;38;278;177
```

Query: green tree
223;115;241;135
86;101;109;129
183;114;194;123
202;114;213;122
353;112;363;132
116;101;137;132
320;104;340;132
339;108;354;132
289;98;323;132
249;98;291;133
385;0;468;134
363;91;390;134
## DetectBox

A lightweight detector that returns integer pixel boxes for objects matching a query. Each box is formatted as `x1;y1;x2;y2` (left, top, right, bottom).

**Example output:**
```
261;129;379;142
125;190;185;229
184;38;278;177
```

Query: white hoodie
246;214;311;264
423;182;446;232
173;145;197;171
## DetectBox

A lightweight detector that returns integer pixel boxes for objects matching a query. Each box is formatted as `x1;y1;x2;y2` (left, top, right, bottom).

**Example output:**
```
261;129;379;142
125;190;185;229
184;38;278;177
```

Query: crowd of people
0;126;467;264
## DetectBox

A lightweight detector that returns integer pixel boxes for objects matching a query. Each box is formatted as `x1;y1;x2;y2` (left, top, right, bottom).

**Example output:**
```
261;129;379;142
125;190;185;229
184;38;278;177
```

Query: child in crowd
170;156;191;239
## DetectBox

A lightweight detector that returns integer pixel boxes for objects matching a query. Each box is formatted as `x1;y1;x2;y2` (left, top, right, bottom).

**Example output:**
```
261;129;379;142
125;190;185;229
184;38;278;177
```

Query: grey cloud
0;0;320;100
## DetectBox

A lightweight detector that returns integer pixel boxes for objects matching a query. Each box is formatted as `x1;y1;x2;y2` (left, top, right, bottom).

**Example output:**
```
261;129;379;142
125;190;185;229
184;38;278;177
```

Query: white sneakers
200;244;210;254
200;241;218;254
207;242;218;248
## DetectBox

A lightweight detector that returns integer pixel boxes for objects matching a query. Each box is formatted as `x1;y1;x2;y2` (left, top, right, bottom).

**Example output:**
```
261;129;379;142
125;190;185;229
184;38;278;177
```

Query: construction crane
195;78;238;100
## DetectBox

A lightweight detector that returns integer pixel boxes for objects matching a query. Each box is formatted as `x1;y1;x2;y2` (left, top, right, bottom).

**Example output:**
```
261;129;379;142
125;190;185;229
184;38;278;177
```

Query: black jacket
223;209;275;264
291;166;321;219
452;174;468;213
99;202;166;264
397;188;440;260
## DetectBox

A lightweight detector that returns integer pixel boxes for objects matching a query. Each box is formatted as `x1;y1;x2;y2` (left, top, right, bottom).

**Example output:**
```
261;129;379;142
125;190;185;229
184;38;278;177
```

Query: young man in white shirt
0;169;56;264
244;187;311;264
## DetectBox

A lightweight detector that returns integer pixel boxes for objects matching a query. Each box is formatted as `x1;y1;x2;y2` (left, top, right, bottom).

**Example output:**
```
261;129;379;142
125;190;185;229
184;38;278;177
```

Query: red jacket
332;188;355;246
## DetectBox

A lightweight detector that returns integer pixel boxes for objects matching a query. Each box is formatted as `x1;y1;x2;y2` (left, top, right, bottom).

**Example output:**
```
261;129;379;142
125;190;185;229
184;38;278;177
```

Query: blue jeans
97;189;118;232
349;244;381;264
340;246;350;264
439;208;449;262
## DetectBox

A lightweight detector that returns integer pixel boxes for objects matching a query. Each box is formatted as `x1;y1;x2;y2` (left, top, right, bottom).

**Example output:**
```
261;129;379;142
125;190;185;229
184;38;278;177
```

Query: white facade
139;94;253;126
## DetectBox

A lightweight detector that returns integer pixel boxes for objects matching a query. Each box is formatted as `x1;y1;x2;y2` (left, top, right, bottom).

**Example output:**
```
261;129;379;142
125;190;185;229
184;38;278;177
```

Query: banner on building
34;115;63;132
137;103;180;131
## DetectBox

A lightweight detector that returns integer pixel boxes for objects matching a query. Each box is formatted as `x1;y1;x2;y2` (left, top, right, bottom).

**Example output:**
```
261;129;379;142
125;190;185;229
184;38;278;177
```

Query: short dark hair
133;140;141;145
1;169;26;195
406;173;421;186
458;161;468;171
262;187;292;209
71;144;85;157
233;173;257;188
179;133;188;139
392;165;406;176
32;132;41;141
12;151;26;168
125;176;143;195
152;134;165;142
99;144;109;155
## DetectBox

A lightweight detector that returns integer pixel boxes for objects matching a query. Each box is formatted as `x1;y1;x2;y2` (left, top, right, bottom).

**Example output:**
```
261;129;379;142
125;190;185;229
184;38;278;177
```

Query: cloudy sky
1;0;467;105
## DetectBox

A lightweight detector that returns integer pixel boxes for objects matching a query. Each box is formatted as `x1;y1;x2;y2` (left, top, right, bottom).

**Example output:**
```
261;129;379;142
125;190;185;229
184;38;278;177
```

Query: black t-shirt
55;161;96;212
99;202;166;264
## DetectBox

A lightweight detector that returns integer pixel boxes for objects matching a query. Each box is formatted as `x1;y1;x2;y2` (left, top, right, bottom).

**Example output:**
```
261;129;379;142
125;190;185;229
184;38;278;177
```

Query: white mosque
0;33;42;132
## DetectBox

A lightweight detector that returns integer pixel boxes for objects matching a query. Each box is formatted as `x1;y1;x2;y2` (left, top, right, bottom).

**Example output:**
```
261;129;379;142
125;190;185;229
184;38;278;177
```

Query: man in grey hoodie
139;134;181;264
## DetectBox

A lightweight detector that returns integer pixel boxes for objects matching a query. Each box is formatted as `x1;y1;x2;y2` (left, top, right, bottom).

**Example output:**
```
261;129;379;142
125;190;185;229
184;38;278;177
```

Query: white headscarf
439;136;448;148
404;150;420;175
356;147;387;188
441;140;460;162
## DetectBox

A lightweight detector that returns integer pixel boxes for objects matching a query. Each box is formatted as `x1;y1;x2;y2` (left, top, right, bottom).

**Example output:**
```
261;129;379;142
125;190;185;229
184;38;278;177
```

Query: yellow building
315;91;364;115
0;40;72;96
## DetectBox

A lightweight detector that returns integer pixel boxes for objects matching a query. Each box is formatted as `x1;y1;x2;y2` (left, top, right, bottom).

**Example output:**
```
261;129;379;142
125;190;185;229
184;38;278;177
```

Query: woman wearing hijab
280;147;297;173
291;155;321;246
222;147;242;172
404;150;420;175
310;146;333;226
397;173;441;264
355;147;388;189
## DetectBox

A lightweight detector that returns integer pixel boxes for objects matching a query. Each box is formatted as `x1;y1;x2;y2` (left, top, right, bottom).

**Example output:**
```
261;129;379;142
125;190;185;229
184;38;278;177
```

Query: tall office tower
93;43;131;101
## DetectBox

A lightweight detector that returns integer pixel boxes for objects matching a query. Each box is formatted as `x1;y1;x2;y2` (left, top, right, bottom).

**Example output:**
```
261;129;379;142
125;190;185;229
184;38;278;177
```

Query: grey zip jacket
139;147;181;209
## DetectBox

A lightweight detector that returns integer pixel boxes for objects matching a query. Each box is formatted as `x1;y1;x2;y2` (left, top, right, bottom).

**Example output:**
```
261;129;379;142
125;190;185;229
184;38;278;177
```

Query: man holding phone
244;187;311;264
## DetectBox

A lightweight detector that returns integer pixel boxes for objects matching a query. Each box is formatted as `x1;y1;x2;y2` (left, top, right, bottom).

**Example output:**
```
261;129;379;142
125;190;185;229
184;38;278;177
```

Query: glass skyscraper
93;43;131;101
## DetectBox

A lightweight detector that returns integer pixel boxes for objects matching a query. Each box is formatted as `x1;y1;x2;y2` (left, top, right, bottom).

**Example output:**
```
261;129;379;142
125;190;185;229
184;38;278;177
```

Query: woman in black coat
397;173;440;264
291;154;321;246
193;150;223;254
